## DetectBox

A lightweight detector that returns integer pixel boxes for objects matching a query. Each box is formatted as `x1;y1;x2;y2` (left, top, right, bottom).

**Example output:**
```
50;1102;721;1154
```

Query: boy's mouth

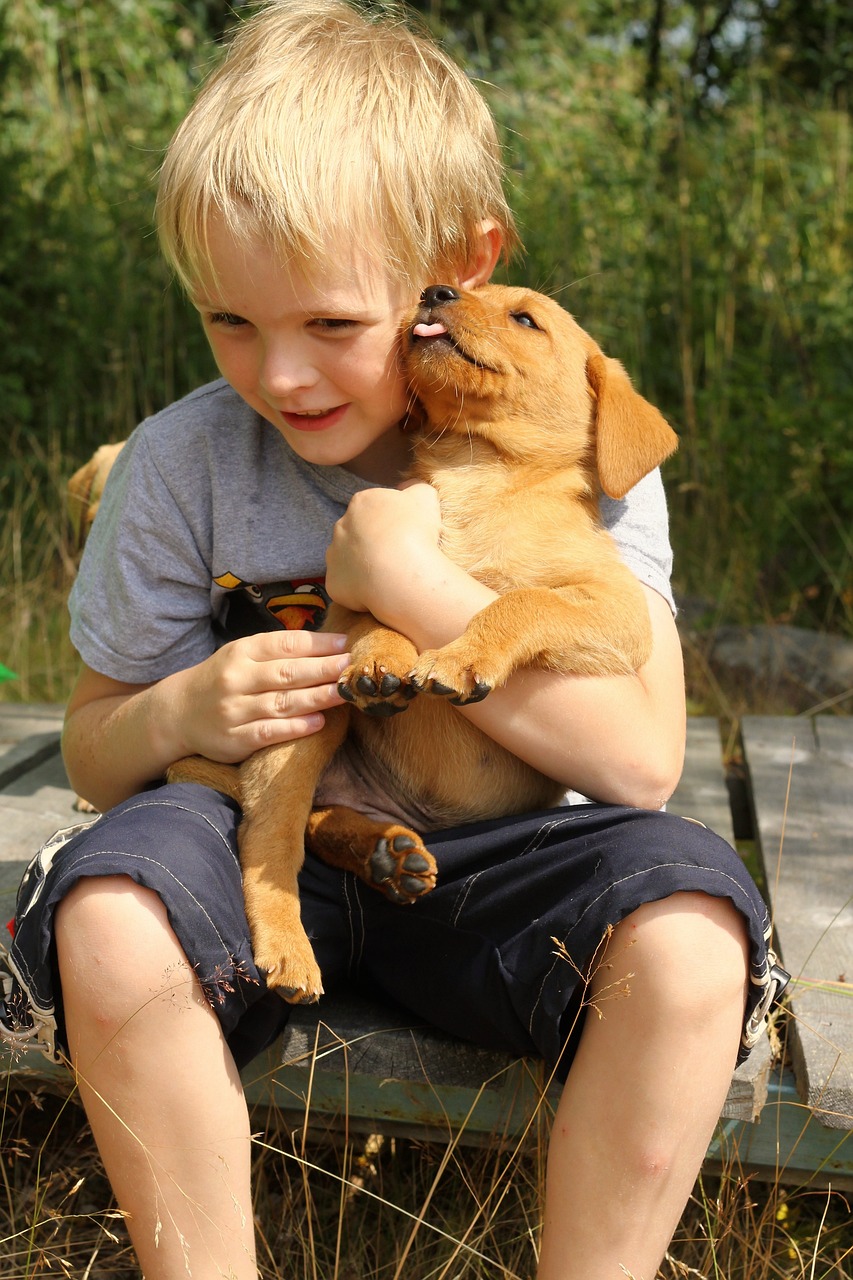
280;405;348;432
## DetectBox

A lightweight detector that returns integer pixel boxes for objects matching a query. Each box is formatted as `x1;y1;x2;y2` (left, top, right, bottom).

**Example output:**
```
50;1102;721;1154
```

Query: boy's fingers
241;630;349;660
255;651;351;694
267;678;347;718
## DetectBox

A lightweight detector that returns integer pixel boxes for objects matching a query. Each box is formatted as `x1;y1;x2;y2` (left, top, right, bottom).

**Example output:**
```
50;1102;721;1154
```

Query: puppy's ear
587;353;678;500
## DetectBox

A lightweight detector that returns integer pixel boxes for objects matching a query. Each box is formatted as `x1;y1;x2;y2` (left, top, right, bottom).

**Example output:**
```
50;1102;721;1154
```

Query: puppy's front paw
338;659;419;716
409;646;493;705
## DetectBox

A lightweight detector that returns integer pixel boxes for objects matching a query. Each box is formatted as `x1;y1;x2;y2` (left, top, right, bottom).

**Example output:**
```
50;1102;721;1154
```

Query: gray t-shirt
70;378;675;683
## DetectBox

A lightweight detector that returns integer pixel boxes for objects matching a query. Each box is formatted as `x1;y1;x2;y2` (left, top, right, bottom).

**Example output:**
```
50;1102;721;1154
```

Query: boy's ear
457;221;503;288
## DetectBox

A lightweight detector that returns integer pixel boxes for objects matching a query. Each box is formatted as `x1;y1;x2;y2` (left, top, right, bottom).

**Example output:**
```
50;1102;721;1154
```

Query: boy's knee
56;875;192;1011
605;891;750;1014
57;874;169;947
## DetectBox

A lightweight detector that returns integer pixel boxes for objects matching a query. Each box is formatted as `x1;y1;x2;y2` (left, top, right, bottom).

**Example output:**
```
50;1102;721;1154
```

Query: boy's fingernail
332;634;348;650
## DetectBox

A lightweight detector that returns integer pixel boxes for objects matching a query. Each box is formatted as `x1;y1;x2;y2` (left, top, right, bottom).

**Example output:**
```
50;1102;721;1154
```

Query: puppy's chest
434;478;553;589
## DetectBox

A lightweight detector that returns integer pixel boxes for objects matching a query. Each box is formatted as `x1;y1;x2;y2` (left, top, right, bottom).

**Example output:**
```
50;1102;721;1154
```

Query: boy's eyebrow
188;292;221;312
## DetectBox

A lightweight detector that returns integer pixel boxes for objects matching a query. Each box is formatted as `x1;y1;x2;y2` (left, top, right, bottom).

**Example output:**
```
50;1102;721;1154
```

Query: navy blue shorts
1;783;786;1074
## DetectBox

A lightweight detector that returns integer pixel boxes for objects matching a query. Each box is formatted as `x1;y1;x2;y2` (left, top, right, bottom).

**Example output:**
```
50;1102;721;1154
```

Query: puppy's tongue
413;322;448;338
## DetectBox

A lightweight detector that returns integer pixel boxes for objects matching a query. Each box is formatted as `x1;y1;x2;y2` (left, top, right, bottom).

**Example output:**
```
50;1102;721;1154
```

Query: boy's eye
208;311;247;328
510;311;541;330
310;317;359;332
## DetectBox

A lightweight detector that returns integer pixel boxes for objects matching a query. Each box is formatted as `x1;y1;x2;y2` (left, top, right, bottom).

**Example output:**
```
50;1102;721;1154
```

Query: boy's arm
325;483;685;810
62;632;351;813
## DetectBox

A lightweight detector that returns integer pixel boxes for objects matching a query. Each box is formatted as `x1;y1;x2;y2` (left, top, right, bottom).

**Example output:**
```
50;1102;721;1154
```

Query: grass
1;1057;851;1279
0;436;83;706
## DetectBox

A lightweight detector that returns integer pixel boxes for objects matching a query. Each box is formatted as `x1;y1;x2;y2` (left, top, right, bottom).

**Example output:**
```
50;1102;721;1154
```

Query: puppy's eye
510;311;541;330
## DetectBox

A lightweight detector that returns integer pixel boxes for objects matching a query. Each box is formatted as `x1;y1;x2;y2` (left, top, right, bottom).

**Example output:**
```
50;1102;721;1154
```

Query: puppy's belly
313;737;446;831
313;723;568;832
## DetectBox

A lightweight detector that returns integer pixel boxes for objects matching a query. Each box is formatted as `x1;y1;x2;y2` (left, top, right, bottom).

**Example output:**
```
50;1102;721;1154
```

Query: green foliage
1;0;851;704
0;0;216;452
465;24;852;632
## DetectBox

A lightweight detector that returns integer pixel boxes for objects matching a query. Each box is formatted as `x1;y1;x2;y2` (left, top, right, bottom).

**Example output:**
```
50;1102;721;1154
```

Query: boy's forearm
367;565;686;808
462;666;685;809
62;677;188;813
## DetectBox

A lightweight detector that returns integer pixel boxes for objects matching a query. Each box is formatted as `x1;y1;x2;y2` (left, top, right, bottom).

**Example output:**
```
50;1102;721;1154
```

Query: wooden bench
2;705;851;1187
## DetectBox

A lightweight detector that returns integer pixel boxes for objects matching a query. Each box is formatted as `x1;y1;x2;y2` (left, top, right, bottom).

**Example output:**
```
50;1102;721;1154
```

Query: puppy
175;282;678;1003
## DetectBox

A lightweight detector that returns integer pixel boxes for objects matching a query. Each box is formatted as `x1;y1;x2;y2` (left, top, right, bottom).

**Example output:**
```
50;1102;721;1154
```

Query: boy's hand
325;482;444;617
62;633;351;812
172;630;351;763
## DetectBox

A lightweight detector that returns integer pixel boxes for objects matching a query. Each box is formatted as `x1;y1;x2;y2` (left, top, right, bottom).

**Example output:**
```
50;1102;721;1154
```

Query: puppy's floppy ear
587;352;678;500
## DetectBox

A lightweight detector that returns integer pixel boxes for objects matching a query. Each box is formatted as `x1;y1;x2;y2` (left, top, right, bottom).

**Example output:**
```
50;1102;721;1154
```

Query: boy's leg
341;805;780;1278
56;876;259;1280
4;784;341;1280
538;891;749;1280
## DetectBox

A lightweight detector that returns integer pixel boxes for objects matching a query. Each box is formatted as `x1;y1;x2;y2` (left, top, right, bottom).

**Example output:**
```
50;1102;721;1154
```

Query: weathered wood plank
0;703;64;790
668;717;735;845
707;1068;853;1189
271;986;772;1132
742;715;853;1130
0;750;81;864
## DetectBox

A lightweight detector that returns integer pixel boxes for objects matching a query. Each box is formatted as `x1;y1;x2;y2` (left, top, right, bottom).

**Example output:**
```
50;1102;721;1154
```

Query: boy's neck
341;425;414;487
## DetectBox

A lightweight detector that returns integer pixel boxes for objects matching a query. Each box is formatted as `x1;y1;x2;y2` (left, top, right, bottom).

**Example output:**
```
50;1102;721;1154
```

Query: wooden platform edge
4;1044;849;1188
741;715;853;1132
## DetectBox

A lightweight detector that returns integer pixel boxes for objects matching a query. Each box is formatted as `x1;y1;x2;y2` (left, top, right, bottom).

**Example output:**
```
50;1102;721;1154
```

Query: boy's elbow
621;751;684;812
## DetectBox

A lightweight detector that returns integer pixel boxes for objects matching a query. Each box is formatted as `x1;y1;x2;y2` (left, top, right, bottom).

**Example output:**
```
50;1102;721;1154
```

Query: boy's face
193;219;418;484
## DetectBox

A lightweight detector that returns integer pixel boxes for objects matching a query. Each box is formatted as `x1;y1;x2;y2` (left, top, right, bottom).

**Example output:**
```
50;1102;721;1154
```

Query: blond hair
156;0;520;294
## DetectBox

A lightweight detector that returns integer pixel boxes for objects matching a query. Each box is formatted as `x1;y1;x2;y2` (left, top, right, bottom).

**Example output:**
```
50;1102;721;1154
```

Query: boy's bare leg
56;877;258;1280
538;891;749;1280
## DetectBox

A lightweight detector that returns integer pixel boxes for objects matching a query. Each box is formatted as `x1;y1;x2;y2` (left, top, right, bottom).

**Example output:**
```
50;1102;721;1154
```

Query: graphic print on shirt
214;572;330;641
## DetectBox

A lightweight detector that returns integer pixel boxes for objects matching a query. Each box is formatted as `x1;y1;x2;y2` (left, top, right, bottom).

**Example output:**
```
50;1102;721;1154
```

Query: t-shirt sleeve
600;469;676;614
68;428;217;683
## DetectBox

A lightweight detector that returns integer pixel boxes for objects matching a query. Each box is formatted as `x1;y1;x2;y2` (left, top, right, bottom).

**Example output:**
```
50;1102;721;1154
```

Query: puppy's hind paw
369;832;437;903
253;937;324;1005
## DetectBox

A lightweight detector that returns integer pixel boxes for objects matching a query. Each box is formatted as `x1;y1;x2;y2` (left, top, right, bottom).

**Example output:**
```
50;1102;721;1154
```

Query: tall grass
2;1070;851;1278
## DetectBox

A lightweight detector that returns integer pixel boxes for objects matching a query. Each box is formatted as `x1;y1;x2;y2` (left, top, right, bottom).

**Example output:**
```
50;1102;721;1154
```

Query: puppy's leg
238;706;349;1002
410;575;652;701
166;756;242;801
307;806;436;903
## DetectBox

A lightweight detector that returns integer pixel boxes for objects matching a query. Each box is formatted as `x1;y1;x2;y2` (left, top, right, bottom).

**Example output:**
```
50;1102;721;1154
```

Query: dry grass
1;1076;850;1280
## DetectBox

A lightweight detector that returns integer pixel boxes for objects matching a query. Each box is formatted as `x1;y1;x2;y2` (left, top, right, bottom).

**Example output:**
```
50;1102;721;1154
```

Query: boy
2;3;784;1277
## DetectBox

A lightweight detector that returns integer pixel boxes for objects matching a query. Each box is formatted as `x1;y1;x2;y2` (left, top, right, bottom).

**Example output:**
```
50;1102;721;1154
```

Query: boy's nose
259;345;318;398
421;285;460;307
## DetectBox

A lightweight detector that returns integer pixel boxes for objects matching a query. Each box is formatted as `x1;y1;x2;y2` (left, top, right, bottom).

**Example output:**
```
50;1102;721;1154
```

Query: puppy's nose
421;285;460;307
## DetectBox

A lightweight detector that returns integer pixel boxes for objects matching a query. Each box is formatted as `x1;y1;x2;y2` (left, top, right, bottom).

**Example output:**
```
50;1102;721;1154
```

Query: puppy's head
403;283;677;499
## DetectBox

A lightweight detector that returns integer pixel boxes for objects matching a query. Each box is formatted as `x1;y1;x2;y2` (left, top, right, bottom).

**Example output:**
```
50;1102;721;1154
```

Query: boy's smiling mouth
280;405;349;432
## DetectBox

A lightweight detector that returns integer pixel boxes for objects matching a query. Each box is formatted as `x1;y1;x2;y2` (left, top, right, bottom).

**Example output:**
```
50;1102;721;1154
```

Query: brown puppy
175;282;678;1003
